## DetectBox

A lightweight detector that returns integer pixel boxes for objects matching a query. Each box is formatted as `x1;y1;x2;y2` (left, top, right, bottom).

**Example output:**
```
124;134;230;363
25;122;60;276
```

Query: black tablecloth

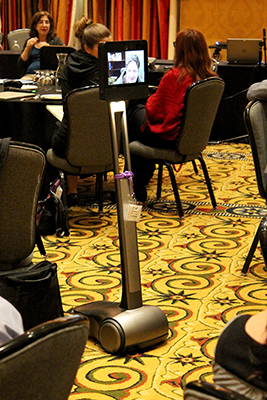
0;100;57;151
0;88;61;198
210;62;267;141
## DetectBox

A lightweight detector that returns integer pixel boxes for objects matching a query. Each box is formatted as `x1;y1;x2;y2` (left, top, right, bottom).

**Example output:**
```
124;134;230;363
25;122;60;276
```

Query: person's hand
26;37;38;49
20;37;39;62
39;42;50;48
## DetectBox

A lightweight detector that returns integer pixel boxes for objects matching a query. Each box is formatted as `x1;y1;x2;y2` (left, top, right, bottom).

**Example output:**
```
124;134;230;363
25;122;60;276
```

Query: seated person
213;310;267;400
51;17;112;207
127;28;218;202
114;54;143;84
17;10;64;77
0;296;24;345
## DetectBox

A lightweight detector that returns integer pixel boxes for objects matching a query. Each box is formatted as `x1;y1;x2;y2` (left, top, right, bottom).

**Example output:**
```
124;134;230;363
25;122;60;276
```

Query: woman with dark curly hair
17;10;64;76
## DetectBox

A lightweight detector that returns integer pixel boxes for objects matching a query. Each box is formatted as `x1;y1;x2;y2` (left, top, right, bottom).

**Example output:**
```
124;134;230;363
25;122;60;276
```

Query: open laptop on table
227;38;261;65
0;51;21;79
40;46;75;70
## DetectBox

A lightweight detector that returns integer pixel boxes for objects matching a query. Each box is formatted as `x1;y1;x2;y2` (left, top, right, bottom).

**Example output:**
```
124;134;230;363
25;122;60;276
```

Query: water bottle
12;40;20;51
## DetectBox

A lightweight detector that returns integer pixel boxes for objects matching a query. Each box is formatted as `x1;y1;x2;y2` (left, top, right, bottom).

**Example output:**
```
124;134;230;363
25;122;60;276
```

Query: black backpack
37;179;70;237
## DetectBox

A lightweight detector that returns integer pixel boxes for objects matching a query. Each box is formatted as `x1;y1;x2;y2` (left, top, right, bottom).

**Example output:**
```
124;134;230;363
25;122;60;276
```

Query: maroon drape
116;0;123;41
103;0;171;58
131;0;141;40
1;0;173;58
157;0;170;59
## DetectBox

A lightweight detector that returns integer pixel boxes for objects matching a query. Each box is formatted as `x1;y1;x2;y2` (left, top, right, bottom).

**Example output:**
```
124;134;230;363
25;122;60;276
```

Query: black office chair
0;141;46;270
184;380;251;400
129;77;225;217
0;314;89;400
241;100;267;274
46;86;115;234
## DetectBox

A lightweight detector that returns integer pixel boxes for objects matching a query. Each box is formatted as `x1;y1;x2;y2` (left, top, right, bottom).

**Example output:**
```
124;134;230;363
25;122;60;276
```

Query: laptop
0;51;21;79
227;38;261;64
40;46;75;70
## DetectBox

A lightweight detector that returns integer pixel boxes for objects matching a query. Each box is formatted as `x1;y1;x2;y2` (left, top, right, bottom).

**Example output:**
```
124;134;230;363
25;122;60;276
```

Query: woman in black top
51;17;112;206
18;11;64;77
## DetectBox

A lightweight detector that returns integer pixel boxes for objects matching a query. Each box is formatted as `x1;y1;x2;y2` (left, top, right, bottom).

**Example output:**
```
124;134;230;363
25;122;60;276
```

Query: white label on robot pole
124;203;142;221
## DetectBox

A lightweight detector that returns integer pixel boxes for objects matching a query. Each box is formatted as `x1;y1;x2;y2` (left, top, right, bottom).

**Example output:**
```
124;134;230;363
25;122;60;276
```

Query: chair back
244;100;267;200
176;77;225;156
66;86;114;173
7;28;30;50
0;314;89;400
0;142;46;267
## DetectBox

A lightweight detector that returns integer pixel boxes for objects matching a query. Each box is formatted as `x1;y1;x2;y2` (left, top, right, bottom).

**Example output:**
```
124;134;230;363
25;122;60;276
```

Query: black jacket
215;315;267;391
52;49;99;157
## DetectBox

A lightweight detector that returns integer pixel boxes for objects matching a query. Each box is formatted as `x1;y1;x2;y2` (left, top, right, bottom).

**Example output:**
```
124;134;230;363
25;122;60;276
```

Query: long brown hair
29;11;56;41
173;28;217;81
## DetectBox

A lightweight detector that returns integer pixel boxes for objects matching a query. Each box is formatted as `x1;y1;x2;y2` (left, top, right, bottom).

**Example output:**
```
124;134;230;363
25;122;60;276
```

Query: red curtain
157;0;170;59
131;0;141;40
0;0;173;58
104;0;171;58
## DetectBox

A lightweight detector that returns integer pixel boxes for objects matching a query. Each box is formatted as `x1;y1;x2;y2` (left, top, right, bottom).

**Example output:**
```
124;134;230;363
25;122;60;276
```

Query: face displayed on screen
99;40;148;101
107;50;144;85
124;57;140;83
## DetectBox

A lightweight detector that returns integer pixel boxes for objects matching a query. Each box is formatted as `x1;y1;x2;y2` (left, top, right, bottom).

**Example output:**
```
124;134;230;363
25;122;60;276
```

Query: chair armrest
184;380;251;400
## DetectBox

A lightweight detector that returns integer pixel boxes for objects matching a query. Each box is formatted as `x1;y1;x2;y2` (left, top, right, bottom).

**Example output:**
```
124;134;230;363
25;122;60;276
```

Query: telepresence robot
74;40;169;354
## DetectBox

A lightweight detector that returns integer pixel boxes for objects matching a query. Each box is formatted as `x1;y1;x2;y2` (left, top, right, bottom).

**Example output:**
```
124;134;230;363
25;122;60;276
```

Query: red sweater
145;68;194;140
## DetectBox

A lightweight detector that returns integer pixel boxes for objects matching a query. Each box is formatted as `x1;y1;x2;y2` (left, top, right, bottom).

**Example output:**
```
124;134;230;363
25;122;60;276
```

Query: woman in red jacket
128;28;218;202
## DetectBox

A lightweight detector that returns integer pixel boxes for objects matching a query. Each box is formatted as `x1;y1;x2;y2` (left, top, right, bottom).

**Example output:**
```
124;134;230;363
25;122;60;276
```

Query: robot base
74;301;169;354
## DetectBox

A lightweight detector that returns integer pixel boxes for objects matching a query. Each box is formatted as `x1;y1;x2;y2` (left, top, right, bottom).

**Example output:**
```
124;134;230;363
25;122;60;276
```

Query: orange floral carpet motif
34;142;267;400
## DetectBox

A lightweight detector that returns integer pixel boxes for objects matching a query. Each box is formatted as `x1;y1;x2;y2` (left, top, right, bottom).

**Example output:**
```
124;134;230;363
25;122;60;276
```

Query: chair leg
95;173;104;212
157;164;163;199
198;155;217;209
58;170;70;237
164;162;184;218
259;214;267;268
241;224;260;275
192;160;198;174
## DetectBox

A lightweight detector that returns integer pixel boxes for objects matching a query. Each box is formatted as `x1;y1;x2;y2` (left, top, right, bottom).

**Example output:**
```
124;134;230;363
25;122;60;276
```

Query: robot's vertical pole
108;101;142;310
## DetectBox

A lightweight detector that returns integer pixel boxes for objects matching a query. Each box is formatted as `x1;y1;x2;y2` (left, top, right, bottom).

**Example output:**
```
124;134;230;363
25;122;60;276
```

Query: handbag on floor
0;260;63;330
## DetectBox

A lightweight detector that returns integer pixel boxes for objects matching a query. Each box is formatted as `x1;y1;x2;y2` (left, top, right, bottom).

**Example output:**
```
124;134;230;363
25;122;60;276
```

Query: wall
180;0;267;61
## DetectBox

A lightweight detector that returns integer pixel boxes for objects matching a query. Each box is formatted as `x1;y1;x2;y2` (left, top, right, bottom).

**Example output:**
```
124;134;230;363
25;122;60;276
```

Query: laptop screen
40;46;75;70
227;38;261;65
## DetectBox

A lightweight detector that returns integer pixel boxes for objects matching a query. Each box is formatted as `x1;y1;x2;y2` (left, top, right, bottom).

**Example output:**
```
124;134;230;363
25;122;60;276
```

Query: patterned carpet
34;142;267;400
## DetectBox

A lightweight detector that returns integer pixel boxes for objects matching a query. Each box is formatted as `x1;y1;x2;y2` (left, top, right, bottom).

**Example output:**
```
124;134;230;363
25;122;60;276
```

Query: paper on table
46;105;63;121
0;92;35;100
21;85;38;90
0;79;34;85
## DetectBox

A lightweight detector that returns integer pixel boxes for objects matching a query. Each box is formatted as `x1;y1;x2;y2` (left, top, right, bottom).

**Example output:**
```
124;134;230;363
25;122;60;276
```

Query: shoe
66;193;78;208
134;186;147;202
